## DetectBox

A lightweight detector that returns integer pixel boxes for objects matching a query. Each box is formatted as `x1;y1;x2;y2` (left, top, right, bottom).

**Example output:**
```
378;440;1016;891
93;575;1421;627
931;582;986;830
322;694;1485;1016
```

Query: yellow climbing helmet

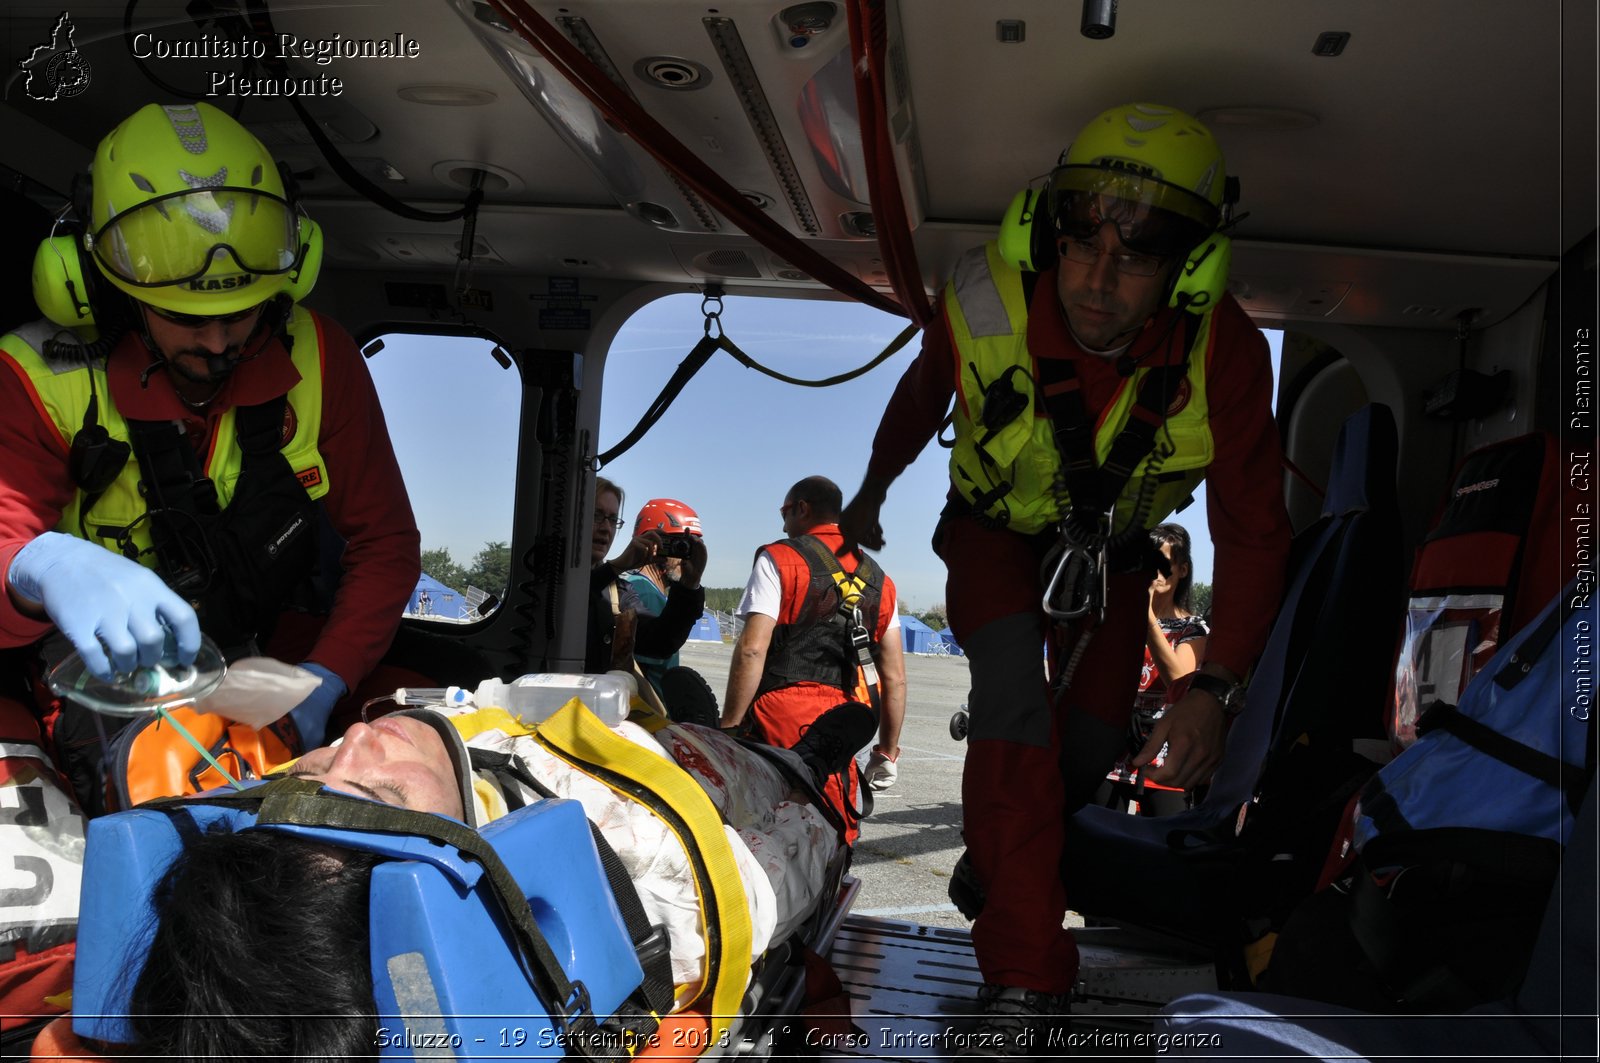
1045;102;1228;257
84;102;317;316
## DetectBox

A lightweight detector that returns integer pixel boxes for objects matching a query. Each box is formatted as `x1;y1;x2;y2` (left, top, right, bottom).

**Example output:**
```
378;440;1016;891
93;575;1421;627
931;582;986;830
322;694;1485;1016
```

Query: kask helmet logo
17;11;92;102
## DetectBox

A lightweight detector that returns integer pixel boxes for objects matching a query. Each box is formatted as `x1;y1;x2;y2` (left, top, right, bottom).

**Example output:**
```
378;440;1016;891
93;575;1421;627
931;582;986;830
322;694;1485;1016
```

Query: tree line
422;542;511;596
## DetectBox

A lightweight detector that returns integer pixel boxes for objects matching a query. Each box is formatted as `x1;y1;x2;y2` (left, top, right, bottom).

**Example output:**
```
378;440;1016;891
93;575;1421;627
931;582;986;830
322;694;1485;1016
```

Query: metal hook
701;284;725;338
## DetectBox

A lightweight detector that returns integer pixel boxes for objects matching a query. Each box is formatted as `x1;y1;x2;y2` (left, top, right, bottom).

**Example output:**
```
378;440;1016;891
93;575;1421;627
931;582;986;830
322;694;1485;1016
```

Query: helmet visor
1048;165;1219;257
90;187;300;287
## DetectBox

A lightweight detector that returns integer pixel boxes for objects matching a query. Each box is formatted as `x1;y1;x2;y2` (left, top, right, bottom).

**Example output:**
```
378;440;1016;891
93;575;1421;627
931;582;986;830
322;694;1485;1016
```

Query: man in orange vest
722;475;906;842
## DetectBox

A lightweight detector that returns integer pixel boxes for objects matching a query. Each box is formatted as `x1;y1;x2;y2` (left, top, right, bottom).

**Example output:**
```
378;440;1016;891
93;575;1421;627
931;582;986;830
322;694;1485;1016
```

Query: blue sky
371;296;1280;612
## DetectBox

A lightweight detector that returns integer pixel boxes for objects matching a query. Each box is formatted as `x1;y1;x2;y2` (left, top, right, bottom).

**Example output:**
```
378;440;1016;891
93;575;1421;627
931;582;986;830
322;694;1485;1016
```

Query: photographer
586;480;705;680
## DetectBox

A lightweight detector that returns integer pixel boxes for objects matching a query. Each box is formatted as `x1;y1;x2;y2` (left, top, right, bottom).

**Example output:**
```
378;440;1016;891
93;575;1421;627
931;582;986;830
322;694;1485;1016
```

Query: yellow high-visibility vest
945;242;1215;535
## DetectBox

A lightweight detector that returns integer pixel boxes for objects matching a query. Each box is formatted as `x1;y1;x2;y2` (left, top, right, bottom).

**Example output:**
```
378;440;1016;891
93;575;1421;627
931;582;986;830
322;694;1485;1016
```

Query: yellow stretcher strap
533;701;754;1041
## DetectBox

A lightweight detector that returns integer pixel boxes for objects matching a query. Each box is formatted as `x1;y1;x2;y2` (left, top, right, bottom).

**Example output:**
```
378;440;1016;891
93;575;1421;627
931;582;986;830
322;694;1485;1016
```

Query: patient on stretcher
93;700;868;1060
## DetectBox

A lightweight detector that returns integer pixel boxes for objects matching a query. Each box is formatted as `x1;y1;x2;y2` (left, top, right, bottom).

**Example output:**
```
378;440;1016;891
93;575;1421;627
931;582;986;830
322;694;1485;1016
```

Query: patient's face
288;716;465;820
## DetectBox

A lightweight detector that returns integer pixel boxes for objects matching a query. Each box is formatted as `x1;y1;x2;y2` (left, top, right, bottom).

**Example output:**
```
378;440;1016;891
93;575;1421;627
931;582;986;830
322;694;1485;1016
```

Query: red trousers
751;682;864;845
941;515;1148;992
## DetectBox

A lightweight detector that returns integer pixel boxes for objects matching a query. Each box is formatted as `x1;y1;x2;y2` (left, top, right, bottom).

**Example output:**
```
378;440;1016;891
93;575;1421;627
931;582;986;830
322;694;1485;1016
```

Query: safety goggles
1047;165;1219;257
142;300;265;329
87;187;302;288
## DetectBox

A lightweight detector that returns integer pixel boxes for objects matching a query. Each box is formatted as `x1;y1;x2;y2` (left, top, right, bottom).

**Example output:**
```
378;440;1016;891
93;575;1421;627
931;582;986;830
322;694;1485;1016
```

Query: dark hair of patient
129;828;380;1061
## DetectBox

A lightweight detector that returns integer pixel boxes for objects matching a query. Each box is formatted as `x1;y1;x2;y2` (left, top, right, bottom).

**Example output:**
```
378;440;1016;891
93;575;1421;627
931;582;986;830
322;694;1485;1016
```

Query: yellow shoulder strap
448;705;540;741
533;702;753;1033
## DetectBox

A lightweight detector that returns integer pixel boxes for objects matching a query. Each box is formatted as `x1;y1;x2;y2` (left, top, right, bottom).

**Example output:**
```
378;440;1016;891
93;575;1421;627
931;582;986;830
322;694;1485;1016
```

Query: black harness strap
792;535;880;824
121;397;288;584
1415;702;1589;818
1032;312;1202;517
794;535;884;714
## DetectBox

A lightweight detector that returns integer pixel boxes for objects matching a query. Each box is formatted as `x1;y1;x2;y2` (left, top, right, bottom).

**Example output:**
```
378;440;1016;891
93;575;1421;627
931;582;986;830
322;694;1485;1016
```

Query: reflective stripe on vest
945;242;1216;535
5;309;330;561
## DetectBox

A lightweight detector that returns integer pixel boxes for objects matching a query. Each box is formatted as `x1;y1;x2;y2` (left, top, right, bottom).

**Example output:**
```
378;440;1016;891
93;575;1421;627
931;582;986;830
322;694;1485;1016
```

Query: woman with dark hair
1105;523;1212;814
115;701;865;1060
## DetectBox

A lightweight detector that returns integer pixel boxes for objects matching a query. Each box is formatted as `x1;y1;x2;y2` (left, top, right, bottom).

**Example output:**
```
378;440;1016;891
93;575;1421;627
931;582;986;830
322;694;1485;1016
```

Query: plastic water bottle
443;673;633;728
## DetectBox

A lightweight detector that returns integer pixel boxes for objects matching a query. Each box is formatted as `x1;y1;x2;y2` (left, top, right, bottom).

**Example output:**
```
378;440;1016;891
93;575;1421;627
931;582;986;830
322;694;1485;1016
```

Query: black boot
789;701;877;788
947;848;987;919
660;666;719;728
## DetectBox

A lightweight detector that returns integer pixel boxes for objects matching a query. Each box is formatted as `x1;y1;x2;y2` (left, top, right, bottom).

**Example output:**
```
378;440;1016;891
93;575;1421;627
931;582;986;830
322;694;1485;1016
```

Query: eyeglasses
142;301;265;329
1056;236;1166;278
779;502;799;517
593;511;624;529
88;187;302;288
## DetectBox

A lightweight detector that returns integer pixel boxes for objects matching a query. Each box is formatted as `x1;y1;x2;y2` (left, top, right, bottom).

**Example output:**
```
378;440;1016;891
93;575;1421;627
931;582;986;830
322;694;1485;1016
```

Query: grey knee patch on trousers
964;613;1052;747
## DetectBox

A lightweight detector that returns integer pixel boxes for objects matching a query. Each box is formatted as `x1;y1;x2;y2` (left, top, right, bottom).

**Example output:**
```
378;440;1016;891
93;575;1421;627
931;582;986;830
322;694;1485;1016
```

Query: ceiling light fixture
1197;106;1320;130
397;85;498;106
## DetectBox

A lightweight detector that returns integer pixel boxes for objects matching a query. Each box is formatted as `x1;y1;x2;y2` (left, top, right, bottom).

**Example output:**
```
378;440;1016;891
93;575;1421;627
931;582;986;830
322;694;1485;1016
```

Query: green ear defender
284;216;323;305
32;234;98;328
1169;234;1231;311
997;188;1036;272
996;185;1059;274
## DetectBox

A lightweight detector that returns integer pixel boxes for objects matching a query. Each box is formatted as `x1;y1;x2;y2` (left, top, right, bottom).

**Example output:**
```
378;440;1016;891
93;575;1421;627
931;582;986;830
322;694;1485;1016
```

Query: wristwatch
1181;671;1248;717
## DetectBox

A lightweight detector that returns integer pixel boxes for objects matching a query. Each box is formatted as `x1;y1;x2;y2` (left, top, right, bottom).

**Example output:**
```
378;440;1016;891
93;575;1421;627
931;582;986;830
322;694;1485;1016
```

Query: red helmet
635;498;702;537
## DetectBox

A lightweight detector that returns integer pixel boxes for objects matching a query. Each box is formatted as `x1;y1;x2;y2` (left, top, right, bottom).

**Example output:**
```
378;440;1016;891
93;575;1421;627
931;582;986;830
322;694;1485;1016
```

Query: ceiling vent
636;56;712;90
691;249;764;278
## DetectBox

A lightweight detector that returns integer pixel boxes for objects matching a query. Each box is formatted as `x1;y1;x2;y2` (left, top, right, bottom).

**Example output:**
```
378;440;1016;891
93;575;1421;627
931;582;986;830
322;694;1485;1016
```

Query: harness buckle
849;605;872;648
557;978;597;1035
1041;509;1111;624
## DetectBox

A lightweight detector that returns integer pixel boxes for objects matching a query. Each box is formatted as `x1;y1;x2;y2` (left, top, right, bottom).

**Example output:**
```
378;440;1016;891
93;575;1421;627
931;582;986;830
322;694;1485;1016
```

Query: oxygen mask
47;634;227;716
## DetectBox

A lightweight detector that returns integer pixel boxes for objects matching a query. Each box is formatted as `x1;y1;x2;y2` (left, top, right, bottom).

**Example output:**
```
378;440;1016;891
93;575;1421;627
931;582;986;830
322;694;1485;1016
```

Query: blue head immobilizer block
74;786;645;1056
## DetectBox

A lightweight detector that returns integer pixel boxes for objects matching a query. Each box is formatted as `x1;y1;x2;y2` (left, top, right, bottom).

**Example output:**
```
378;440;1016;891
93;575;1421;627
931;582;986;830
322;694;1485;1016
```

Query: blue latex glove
287;662;347;751
8;531;201;681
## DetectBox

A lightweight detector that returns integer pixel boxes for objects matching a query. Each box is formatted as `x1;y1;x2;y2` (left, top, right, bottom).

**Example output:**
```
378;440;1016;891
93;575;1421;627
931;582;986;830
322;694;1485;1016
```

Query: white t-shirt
737;551;901;631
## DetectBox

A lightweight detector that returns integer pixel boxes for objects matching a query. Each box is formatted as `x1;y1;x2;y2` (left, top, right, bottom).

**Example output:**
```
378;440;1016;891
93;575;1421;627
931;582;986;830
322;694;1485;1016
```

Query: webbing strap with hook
597;296;919;466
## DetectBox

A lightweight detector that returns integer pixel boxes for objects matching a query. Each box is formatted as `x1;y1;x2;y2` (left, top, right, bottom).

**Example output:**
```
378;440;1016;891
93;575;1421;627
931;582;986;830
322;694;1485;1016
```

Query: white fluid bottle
445;673;632;727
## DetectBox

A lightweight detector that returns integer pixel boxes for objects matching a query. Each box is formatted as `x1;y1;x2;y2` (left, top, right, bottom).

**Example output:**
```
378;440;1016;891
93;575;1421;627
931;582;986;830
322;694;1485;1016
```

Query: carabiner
701;291;724;339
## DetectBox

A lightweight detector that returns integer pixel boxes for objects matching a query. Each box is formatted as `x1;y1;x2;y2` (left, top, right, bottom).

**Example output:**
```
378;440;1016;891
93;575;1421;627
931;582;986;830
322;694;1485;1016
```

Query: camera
660;533;696;559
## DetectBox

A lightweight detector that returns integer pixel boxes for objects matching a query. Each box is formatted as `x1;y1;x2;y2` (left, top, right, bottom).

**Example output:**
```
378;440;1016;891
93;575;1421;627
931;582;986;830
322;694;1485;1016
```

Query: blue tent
898;614;939;654
407;572;473;620
936;626;964;657
688;610;723;642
